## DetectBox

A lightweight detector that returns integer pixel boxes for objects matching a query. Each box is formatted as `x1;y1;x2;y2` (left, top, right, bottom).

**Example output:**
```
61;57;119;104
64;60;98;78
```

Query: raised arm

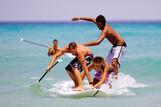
46;48;65;71
72;17;96;24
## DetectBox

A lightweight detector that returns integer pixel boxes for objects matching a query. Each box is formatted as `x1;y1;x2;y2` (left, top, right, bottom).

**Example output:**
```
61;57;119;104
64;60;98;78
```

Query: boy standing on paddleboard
72;15;127;79
46;42;94;91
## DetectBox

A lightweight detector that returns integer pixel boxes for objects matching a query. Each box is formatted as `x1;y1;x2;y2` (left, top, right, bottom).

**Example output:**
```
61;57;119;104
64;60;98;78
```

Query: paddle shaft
38;61;59;82
23;39;49;48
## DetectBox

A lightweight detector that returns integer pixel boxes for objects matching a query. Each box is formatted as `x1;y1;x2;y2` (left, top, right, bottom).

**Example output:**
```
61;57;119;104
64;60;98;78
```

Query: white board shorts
106;45;127;67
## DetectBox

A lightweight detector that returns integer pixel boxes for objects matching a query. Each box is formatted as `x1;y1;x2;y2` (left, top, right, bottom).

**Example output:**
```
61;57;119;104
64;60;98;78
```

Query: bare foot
114;75;118;80
73;87;84;91
71;84;79;88
71;86;77;88
109;83;112;89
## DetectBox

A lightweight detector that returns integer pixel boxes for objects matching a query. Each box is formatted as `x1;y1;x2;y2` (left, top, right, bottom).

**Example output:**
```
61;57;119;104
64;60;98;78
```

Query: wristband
89;81;93;84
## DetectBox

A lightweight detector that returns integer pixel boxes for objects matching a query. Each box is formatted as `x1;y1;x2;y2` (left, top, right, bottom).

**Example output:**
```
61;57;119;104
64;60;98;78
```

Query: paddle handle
38;71;48;82
38;60;59;82
21;38;49;48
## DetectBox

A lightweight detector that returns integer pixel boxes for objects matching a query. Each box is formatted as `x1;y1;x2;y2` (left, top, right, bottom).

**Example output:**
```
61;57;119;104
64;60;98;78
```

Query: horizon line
0;20;161;24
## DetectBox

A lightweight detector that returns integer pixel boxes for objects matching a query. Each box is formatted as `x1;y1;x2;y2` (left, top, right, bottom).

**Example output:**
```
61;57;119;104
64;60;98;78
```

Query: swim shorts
65;54;94;72
106;43;127;67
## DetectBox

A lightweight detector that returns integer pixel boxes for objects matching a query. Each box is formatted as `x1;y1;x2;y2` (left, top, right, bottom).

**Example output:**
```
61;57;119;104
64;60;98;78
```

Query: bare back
62;44;92;57
76;45;91;56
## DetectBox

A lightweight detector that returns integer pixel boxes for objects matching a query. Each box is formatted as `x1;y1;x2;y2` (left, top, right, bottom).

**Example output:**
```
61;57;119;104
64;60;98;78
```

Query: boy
72;15;127;79
48;39;61;56
47;42;94;91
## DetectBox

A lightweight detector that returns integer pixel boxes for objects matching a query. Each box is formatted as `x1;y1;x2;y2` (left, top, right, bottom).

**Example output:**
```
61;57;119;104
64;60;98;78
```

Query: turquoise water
0;22;161;107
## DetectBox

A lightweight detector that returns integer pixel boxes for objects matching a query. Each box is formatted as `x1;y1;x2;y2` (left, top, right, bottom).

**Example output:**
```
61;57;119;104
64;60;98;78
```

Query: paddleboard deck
56;89;110;98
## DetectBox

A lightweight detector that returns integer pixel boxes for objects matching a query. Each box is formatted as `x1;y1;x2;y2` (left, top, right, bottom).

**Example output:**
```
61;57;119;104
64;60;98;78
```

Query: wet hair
93;56;106;68
96;15;106;25
68;42;77;49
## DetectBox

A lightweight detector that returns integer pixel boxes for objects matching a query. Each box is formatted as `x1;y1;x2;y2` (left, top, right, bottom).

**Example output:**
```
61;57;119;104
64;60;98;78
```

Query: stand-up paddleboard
56;88;110;98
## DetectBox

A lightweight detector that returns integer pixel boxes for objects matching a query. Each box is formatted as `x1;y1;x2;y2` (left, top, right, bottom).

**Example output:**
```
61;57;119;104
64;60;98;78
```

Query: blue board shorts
65;54;94;72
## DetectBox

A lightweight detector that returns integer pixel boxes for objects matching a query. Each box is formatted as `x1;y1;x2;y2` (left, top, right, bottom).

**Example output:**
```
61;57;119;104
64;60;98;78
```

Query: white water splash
47;72;147;97
102;72;147;96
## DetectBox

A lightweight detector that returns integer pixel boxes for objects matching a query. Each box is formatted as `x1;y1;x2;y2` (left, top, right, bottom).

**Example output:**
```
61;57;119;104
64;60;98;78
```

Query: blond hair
93;56;105;66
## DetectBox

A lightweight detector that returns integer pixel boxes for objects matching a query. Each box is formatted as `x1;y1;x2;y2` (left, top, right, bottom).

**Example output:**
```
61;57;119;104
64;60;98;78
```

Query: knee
112;58;118;67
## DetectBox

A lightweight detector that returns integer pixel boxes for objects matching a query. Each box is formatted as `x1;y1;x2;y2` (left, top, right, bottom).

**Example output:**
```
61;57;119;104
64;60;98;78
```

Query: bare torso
104;24;125;46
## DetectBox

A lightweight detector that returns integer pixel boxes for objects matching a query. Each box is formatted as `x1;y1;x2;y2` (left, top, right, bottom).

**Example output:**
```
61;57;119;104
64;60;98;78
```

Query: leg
112;58;119;79
65;58;79;88
111;46;127;75
66;70;78;88
72;68;83;91
106;48;113;64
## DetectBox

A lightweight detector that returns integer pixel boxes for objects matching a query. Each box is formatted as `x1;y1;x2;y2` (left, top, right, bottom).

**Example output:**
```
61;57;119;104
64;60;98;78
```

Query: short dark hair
53;39;58;43
68;42;77;49
96;15;106;24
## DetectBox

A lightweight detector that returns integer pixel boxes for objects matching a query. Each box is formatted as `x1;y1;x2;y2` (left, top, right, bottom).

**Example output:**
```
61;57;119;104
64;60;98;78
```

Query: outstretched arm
47;49;64;71
72;17;96;24
82;31;107;46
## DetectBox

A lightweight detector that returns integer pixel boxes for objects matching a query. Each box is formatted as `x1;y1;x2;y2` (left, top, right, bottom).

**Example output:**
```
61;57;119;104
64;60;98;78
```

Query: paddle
20;38;49;48
38;59;62;82
20;38;75;58
30;59;62;89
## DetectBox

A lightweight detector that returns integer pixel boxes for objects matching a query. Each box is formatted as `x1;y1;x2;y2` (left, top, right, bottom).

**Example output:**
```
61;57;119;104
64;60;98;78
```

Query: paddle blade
31;82;41;87
29;82;42;95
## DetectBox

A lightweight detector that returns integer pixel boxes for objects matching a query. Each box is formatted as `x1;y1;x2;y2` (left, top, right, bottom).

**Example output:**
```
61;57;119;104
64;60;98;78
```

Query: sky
0;0;161;22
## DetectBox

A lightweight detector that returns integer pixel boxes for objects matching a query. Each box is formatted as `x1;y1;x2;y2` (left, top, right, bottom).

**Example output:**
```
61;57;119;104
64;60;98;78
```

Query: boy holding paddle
48;39;61;56
46;42;94;91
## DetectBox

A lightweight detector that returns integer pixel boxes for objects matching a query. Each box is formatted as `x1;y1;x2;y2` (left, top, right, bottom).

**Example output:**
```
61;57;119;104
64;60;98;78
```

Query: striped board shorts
106;44;127;67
